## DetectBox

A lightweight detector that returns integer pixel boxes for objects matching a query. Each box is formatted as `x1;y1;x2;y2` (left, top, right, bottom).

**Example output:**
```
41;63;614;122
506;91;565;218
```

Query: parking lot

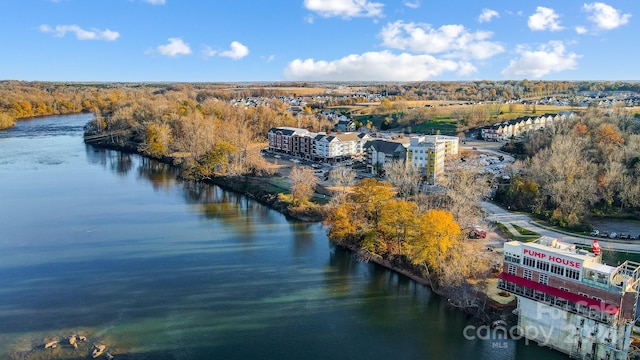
261;150;373;188
589;220;640;240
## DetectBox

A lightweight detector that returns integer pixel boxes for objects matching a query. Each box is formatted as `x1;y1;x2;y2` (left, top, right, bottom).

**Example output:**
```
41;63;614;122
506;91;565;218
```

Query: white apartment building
407;136;446;184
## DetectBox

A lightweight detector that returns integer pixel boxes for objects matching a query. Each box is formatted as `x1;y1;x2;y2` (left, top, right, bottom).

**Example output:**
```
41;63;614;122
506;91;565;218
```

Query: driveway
481;201;640;254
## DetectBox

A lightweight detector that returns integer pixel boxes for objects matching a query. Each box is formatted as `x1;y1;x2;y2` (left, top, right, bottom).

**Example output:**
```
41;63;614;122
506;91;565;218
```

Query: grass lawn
494;222;539;242
412;119;459;135
511;223;541;237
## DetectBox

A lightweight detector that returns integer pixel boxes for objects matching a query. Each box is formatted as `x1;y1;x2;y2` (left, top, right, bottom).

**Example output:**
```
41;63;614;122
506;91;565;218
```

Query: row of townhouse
481;113;574;141
267;127;369;162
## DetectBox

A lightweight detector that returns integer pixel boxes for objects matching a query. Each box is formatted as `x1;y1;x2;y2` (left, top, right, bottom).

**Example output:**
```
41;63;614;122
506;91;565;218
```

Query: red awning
498;272;620;315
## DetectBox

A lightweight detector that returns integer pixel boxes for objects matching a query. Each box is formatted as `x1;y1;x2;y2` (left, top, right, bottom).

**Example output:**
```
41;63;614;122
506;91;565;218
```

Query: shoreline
84;134;515;324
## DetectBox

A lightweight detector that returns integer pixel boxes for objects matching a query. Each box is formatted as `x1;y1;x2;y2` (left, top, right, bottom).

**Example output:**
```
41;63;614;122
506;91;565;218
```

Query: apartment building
407;136;446;184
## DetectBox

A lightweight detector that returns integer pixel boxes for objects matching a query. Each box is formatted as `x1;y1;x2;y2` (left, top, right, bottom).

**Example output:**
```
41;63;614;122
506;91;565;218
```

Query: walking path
481;201;640;254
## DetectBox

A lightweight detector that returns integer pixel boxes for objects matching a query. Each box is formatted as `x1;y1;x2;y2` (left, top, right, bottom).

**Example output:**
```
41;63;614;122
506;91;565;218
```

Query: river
0;114;566;359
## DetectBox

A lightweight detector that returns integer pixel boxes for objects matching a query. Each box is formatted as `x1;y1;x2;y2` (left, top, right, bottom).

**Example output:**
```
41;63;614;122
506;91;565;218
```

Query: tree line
497;107;640;228
323;176;493;306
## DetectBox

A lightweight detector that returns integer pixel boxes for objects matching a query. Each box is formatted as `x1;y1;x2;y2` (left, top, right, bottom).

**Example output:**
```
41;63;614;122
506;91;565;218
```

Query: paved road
481;201;640;254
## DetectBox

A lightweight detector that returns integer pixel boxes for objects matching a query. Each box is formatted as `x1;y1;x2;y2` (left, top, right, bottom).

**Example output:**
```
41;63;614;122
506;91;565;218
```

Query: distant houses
480;113;574;141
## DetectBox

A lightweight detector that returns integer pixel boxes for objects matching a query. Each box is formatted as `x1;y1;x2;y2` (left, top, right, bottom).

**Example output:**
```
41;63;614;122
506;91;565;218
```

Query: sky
0;0;638;82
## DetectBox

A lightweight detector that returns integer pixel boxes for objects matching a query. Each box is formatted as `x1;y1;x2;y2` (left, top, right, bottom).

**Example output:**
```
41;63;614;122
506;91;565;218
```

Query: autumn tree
324;203;357;243
377;199;418;255
405;209;460;274
0;113;15;130
352;178;395;231
139;123;173;158
289;166;317;206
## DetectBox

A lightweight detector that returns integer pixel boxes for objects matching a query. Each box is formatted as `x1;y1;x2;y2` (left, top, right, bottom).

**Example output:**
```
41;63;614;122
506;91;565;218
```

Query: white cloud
220;41;249;60
143;0;165;4
528;6;564;31
156;38;191;57
201;45;217;58
575;26;588;34
261;55;276;62
379;21;504;60
39;24;119;41
303;0;384;19
501;41;580;78
404;1;420;9
284;51;465;81
478;9;499;23
583;2;631;30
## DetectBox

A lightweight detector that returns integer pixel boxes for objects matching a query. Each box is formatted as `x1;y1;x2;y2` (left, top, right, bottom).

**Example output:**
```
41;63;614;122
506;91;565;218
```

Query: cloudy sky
0;0;637;82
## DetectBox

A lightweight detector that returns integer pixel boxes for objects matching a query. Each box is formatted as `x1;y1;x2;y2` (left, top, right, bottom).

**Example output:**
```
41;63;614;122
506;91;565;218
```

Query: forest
497;107;640;229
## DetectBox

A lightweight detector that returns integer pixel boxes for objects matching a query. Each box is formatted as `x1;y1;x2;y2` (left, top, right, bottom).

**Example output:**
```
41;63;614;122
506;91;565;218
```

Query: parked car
590;229;600;236
600;231;609;238
619;233;631;239
609;232;618;239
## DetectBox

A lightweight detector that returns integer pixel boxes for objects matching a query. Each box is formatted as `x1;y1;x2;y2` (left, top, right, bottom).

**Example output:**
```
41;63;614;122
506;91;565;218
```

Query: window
579;292;589;298
592;296;603;302
559;287;569;292
566;269;580;280
523;256;536;268
507;264;517;275
536;260;550;272
539;274;549;285
523;269;533;281
550;264;564;276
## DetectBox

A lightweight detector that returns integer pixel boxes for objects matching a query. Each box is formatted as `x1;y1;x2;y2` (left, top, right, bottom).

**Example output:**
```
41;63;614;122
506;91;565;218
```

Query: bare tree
289;166;317;205
525;135;598;226
383;160;421;199
328;165;356;198
440;164;490;229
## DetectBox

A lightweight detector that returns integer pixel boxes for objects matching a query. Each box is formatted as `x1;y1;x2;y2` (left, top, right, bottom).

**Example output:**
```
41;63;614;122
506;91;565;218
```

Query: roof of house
335;133;362;142
364;140;406;154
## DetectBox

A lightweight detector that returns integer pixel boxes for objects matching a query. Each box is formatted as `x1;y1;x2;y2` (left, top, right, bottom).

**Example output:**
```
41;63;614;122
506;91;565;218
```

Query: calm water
0;114;566;359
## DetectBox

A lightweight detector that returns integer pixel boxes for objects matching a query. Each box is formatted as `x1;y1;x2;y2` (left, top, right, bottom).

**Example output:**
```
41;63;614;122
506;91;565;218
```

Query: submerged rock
68;335;78;349
92;344;106;358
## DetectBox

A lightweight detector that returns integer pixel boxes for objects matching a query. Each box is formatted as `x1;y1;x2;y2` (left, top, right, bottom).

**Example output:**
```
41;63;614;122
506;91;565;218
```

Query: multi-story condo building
498;236;640;359
407;136;445;184
363;139;409;174
267;127;369;162
420;135;459;156
267;127;310;154
313;132;369;162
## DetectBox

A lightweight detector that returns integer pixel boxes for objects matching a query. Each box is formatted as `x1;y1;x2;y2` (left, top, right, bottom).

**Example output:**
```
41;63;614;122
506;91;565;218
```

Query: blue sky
0;0;638;82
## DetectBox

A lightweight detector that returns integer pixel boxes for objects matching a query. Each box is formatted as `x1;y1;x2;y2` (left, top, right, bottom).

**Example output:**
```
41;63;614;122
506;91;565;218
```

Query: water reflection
0;115;568;360
137;157;178;191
